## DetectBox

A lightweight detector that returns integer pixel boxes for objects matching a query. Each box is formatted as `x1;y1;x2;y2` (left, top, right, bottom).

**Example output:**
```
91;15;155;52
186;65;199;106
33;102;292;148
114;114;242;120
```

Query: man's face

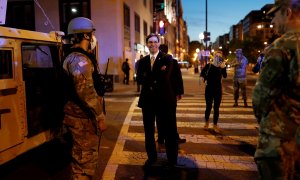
147;36;160;54
271;7;288;35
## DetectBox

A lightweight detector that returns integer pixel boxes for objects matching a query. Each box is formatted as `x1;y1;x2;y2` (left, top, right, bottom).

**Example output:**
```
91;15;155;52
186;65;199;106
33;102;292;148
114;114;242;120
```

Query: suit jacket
137;51;184;108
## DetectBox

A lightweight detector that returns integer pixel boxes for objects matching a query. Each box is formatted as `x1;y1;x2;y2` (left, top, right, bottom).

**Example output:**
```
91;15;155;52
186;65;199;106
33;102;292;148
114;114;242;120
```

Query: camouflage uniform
63;51;105;180
233;53;248;104
252;30;300;179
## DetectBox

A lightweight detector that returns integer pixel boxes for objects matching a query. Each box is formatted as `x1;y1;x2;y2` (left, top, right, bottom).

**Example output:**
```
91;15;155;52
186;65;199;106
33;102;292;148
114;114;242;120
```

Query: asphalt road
0;67;260;180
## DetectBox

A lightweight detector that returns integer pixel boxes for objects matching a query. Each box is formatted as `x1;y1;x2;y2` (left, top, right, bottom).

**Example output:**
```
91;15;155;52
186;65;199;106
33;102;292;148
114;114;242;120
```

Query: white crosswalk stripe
102;95;258;179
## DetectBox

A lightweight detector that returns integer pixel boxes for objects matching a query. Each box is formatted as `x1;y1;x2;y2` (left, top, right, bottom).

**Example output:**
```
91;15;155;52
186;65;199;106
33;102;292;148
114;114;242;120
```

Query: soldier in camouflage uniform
232;49;248;107
252;0;300;179
63;17;106;180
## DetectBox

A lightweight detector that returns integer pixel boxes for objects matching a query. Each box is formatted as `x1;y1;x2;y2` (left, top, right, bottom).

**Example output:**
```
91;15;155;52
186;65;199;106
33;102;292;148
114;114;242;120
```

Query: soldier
63;17;106;180
232;48;248;107
252;0;300;179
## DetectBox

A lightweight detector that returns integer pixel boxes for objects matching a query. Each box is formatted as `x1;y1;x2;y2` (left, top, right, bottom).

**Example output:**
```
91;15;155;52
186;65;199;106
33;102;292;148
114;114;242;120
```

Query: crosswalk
102;94;259;179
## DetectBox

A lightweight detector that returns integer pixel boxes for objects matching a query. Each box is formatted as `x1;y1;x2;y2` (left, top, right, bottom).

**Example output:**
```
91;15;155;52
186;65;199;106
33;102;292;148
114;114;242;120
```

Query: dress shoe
177;138;186;144
157;143;166;152
233;102;238;107
143;159;157;170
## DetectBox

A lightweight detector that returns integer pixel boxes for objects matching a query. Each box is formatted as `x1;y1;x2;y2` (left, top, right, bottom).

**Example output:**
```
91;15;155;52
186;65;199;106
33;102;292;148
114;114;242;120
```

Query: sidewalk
105;81;140;97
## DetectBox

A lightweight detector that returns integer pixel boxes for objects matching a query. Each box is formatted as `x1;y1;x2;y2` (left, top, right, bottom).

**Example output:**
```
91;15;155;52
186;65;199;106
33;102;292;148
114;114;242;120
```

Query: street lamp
199;33;204;41
194;49;200;74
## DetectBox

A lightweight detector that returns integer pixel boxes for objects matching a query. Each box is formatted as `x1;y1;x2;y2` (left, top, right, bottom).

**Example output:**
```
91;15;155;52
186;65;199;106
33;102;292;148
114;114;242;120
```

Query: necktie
151;56;155;69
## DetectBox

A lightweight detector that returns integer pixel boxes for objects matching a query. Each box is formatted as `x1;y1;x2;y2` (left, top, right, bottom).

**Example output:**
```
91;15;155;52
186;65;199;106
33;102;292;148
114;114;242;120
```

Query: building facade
5;0;154;81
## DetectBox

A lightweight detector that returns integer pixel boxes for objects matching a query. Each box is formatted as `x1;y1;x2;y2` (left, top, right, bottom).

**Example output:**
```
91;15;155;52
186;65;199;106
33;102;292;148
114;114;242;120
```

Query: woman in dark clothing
200;51;227;133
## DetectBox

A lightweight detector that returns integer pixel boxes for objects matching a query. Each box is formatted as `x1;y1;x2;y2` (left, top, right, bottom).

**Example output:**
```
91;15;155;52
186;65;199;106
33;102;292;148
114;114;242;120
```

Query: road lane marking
102;96;258;179
106;151;257;171
137;106;254;112
102;97;139;180
118;132;258;145
129;121;258;129
132;111;255;119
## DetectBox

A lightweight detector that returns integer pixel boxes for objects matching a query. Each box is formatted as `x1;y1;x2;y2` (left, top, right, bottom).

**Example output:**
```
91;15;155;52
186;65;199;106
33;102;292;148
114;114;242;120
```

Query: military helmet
67;17;95;35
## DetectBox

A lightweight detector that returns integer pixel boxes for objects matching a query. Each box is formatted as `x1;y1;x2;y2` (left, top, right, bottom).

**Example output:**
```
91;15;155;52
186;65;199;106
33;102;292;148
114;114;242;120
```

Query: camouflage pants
233;79;247;101
255;139;300;180
64;115;99;180
255;157;300;180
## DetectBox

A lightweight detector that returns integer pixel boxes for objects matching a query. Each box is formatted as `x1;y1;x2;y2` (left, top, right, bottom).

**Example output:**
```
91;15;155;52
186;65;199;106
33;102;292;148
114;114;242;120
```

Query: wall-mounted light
71;8;77;13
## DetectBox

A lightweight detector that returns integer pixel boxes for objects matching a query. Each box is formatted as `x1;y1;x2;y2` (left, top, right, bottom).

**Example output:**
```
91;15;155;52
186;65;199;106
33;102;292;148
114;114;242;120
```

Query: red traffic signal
159;20;165;35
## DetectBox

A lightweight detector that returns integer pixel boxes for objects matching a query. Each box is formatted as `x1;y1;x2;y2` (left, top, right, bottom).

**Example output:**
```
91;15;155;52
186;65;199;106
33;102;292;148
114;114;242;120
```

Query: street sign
0;0;7;25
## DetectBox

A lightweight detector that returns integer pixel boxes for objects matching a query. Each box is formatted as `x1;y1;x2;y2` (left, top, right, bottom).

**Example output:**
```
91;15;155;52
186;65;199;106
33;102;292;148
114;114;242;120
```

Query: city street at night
0;68;260;179
1;0;298;179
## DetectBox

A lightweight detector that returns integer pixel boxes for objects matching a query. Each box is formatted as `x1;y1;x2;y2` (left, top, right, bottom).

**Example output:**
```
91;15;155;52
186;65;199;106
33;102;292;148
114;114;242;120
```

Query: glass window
124;3;130;27
6;1;35;30
22;45;53;68
59;0;91;34
0;50;13;79
143;21;148;36
135;13;140;33
21;43;63;137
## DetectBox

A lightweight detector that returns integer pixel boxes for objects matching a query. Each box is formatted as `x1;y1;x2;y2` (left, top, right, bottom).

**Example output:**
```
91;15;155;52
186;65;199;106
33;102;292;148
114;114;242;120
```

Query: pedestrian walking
252;0;300;179
62;17;106;180
200;51;227;133
122;58;130;85
232;48;248;107
137;34;179;169
156;44;186;146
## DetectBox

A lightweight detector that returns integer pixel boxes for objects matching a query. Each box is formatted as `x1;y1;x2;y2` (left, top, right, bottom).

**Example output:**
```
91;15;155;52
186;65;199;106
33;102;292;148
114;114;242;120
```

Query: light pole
176;0;180;59
205;0;208;50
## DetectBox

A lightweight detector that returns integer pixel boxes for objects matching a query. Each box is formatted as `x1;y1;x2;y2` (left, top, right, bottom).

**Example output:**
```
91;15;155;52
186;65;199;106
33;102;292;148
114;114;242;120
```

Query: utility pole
176;0;179;59
205;0;207;50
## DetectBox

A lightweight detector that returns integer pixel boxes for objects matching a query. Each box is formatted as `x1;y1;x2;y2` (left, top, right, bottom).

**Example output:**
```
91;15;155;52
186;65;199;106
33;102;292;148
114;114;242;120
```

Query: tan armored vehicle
0;26;65;165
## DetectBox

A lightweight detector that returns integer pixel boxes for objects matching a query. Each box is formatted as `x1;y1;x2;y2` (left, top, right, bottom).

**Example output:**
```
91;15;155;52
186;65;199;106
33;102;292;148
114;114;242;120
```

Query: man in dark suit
137;34;179;168
157;44;185;145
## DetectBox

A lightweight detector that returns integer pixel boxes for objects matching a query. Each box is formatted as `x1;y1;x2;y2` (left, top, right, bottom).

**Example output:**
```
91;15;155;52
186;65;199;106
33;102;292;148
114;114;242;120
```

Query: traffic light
159;20;165;35
204;31;210;42
155;2;165;12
